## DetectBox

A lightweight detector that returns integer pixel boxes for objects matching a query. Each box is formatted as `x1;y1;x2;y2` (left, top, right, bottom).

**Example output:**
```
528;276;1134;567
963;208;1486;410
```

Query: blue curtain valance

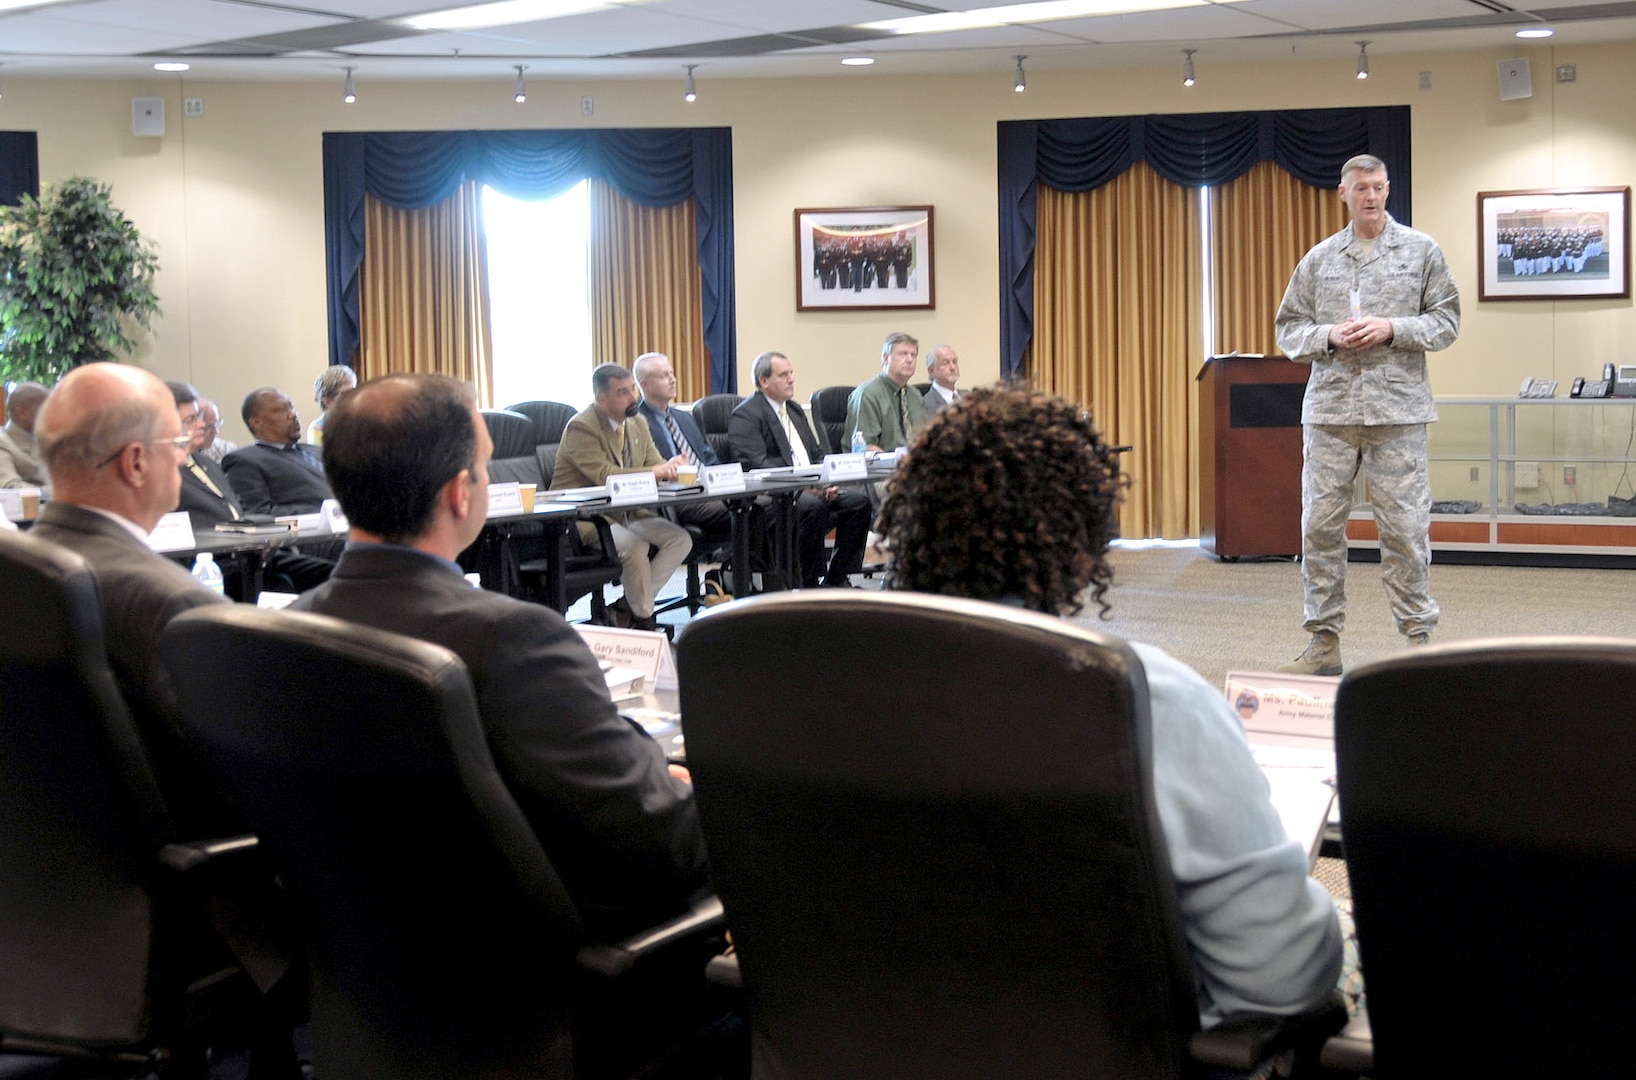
323;127;737;392
997;106;1412;378
0;131;40;208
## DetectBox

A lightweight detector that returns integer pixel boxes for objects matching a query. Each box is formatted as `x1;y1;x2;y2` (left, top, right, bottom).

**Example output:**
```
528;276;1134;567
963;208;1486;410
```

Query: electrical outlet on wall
1516;461;1540;488
1565;465;1577;485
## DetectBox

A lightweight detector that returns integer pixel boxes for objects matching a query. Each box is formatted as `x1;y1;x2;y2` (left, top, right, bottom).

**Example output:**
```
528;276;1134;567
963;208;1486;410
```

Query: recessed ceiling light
401;0;610;31
862;0;1230;35
1515;26;1553;38
154;62;190;72
841;56;875;66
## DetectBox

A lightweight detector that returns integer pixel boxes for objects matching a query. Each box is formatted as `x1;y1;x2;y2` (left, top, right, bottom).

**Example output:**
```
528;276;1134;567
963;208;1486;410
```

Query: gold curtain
1028;162;1203;540
588;180;708;400
1211;161;1349;355
360;181;494;403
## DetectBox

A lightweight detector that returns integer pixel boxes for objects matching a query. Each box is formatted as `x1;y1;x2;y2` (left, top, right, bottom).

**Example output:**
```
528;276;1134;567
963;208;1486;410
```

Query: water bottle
850;429;866;454
191;551;225;596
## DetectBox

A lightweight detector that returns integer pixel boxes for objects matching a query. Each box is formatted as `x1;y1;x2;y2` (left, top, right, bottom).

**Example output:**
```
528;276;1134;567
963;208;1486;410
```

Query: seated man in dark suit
633;351;731;546
167;380;333;595
31;364;235;838
223;387;334;516
728;350;869;588
293;372;708;939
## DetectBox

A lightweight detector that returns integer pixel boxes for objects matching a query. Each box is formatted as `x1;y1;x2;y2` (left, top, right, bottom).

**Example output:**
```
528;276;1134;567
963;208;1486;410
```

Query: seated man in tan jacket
550;363;691;631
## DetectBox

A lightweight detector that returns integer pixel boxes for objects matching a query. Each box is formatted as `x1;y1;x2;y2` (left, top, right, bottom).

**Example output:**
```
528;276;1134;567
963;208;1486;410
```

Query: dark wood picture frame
1477;186;1630;301
794;205;935;312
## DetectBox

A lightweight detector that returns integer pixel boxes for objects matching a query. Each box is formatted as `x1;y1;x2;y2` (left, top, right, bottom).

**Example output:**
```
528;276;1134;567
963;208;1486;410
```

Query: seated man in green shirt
844;331;927;452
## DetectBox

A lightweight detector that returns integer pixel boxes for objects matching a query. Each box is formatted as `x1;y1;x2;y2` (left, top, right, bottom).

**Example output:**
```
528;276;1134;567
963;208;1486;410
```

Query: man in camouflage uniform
1273;154;1461;675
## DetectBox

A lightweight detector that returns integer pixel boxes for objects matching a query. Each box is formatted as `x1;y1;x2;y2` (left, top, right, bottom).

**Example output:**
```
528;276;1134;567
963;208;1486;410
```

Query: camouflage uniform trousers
1300;423;1439;638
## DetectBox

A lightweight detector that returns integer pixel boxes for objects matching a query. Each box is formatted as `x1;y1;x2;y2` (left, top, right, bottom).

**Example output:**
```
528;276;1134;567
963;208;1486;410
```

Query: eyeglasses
95;434;195;470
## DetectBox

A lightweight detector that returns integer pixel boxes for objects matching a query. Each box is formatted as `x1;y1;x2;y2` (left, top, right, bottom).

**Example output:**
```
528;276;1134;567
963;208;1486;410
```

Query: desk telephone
1570;363;1635;398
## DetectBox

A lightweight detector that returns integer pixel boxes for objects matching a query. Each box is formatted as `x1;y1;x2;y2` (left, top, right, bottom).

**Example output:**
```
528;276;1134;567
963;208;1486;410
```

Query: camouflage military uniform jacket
1275;213;1461;426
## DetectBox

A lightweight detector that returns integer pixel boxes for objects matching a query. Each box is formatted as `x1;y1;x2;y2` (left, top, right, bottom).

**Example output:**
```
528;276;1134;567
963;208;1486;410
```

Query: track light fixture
513;65;527;103
1182;49;1196;87
684;64;697;102
1356;41;1370;80
343;66;356;104
1013;54;1027;92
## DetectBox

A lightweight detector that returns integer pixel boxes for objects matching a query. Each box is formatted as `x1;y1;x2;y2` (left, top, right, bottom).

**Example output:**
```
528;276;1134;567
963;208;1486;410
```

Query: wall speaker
1498;57;1533;101
132;97;165;137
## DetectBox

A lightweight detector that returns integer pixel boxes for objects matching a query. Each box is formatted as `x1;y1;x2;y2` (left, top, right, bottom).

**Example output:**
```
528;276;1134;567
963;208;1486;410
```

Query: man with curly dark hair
880;387;1342;1027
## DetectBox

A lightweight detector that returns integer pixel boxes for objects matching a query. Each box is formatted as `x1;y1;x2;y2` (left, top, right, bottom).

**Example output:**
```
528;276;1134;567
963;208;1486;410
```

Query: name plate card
821;452;868;483
702;463;746;495
147;511;197;552
275;513;323;533
574;625;670;688
607;471;658;505
486;482;523;517
320;498;350;533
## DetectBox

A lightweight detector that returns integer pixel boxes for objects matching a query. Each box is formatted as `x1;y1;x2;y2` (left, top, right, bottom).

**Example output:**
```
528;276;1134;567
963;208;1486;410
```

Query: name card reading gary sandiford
702;462;746;495
574;624;673;691
607;471;659;505
821;452;868;483
485;482;523;517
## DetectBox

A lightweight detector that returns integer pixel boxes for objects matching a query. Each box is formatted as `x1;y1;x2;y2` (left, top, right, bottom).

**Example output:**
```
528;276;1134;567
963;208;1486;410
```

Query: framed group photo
794;206;934;312
1477;186;1631;301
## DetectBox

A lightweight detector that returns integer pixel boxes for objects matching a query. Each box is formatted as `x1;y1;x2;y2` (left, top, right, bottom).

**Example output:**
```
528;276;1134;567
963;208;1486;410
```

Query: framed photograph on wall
1478;187;1630;301
794;206;934;312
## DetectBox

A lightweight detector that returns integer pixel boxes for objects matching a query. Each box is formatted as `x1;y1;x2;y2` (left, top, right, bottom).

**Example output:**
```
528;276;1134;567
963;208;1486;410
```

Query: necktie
621;425;632;468
896;387;909;438
188;458;239;519
781;405;809;468
662;410;698;467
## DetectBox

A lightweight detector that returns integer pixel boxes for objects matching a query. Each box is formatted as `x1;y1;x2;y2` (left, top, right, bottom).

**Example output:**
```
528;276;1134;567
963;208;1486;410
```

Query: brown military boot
1278;630;1342;676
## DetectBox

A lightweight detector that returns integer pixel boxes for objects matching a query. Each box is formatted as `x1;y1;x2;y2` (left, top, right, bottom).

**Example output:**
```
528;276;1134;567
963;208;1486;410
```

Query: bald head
5;382;49;433
35;363;185;530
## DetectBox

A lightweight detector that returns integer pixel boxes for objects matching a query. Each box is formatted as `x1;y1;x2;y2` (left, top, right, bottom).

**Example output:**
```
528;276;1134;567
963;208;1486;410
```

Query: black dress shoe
630;613;658;632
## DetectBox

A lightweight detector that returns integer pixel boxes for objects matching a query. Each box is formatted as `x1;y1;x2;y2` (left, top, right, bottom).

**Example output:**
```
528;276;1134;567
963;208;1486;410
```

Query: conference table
481;461;898;613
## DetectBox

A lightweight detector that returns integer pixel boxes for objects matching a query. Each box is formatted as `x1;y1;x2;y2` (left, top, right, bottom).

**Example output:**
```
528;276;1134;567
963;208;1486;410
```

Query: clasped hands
1329;316;1393;351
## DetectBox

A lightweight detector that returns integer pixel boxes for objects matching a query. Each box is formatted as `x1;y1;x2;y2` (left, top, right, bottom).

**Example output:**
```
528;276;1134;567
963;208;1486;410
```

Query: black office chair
807;385;854;455
159;605;733;1079
1328;636;1636;1077
481;408;544;486
505;399;577;447
689;394;743;464
0;532;265;1075
678;590;1342;1079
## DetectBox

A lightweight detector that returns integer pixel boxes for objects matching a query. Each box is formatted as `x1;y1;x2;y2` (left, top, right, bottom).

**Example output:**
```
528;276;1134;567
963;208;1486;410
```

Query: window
483;181;593;409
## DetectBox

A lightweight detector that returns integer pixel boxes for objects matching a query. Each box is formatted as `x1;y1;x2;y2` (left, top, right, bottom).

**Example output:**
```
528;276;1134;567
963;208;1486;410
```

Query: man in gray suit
922;344;962;414
31;362;233;836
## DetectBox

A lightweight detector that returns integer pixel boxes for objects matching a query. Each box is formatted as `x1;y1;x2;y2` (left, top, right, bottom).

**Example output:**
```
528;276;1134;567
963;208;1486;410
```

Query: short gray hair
631;352;668;383
752;351;787;387
1341;154;1388;184
314;365;359;407
881;331;919;361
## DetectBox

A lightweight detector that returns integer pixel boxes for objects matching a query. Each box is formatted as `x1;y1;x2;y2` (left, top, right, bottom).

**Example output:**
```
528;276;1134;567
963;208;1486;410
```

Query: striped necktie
662;410;698;467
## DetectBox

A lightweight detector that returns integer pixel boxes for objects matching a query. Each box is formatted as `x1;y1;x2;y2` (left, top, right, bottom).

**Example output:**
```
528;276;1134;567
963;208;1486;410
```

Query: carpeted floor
1073;540;1636;690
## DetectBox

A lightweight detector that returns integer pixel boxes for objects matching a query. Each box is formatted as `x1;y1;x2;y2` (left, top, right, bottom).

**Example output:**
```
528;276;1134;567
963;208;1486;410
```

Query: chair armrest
159;833;260;872
704;951;742;989
1318;1012;1373;1074
1188;992;1348;1071
576;894;726;978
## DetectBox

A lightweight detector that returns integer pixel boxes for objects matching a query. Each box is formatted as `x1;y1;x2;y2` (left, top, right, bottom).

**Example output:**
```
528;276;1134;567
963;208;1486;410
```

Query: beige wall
2;41;1634;443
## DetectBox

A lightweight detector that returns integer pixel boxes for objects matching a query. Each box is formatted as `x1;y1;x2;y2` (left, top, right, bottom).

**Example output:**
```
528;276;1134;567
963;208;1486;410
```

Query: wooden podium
1197;355;1308;559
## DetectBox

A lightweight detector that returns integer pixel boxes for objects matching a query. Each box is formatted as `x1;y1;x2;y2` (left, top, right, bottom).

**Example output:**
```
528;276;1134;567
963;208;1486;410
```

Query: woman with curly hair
880;386;1342;1029
880;387;1121;616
